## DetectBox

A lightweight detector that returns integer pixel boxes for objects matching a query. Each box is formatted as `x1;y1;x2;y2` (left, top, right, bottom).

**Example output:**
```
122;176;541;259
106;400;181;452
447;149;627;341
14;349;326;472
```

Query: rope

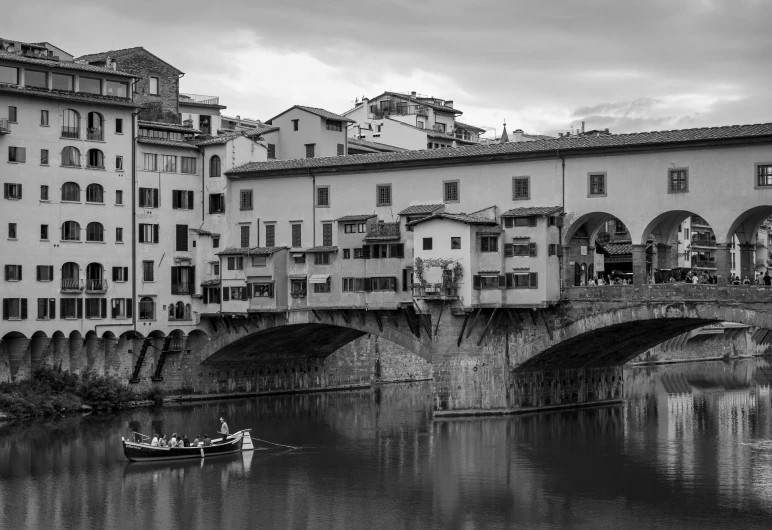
251;437;298;450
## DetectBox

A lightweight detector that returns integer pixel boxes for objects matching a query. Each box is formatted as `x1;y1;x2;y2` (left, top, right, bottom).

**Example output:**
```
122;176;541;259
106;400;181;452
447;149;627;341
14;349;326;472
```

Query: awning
291;252;305;258
288;274;307;279
512;267;530;271
309;274;330;284
512;236;531;241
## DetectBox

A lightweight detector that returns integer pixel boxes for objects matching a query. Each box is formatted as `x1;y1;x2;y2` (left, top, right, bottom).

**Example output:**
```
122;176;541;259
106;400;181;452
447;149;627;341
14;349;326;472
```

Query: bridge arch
726;205;772;245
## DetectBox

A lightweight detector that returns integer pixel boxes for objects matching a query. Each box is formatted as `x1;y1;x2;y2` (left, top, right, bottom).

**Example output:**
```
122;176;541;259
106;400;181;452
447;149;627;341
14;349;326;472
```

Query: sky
4;0;772;138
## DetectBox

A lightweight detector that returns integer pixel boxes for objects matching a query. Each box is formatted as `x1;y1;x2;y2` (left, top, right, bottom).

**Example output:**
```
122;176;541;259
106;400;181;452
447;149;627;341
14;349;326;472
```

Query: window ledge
85;167;106;171
40;199;50;202
61;200;80;204
86;241;106;244
41;164;49;167
114;203;124;207
86;202;105;205
40;239;49;242
85;140;106;143
63;317;80;320
5;279;19;282
4;197;20;201
7;238;17;241
116;241;124;244
61;240;82;243
60;165;82;169
40;124;50;127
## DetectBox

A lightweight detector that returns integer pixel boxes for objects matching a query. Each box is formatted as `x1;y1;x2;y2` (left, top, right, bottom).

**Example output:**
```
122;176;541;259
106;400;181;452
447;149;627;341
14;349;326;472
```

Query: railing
691;217;711;227
61;278;83;291
86;128;104;141
179;93;220;105
412;283;457;298
0;118;9;134
371;105;430;118
86;279;108;292
691;235;716;247
290;290;307;298
165;338;185;351
61;126;79;139
692;259;716;269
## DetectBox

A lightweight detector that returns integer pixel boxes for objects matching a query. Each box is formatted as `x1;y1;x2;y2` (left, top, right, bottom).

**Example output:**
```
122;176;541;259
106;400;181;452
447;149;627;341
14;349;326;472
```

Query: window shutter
529;272;538;288
49;299;55;319
138;225;145;243
101;298;107;319
506;273;514;289
38;298;46;319
18;148;26;163
48;266;53;279
153;188;159;208
529;217;537;227
17;183;22;198
364;278;372;292
402;269;408;291
20;298;27;320
268;283;275;298
3;183;8;199
3;265;8;281
188;191;194;208
123;267;128;280
190;267;195;294
473;275;481;290
362;246;370;259
391;277;397;291
2;299;7;320
112;299;118;319
505;243;514;257
17;265;21;281
126;298;132;318
77;298;83;319
85;300;91;319
172;190;179;209
529;243;537;257
223;288;229;301
203;288;209;304
112;267;118;281
37;265;42;281
397;245;404;258
153;224;159;243
498;275;506;289
171;267;178;294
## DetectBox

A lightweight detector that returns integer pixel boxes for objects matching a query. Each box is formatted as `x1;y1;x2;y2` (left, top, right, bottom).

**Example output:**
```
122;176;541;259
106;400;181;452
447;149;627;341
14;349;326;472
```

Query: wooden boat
122;429;254;462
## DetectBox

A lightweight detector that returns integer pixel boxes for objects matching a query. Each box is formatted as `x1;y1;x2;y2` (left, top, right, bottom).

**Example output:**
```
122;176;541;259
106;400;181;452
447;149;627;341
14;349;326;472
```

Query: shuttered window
265;224;275;247
322;223;332;246
240;189;253;210
138;187;159;208
176;224;188;251
180;156;196;174
291;224;301;247
8;146;26;163
36;265;53;281
172;190;194;209
240;225;250;248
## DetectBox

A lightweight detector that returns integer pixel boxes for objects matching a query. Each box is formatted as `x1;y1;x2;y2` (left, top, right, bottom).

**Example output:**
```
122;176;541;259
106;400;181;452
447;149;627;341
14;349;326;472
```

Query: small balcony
290;290;307;299
61;278;84;292
85;279;108;293
86;128;104;141
179;93;220;105
0;118;10;134
61;126;79;139
412;283;458;299
692;259;716;269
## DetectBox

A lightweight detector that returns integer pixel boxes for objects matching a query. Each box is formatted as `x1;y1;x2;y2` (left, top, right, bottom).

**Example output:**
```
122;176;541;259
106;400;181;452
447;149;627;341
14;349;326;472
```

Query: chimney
445;100;453;108
514;128;524;142
581;121;585;134
558;133;564;138
410;91;416;97
605;128;609;133
108;57;117;71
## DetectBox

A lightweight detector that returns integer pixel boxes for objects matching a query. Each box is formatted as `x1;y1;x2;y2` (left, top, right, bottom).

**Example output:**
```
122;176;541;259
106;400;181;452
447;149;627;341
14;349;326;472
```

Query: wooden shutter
123;267;128;280
3;183;8;199
498;275;506;288
36;265;42;281
189;267;195;295
203;288;209;304
171;267;179;294
364;278;372;292
77;298;83;319
176;225;188;251
2;299;7;320
112;267;118;281
529;272;538;288
402;269;408;291
17;265;21;281
112;299;118;318
473;275;481;290
18;183;22;198
528;217;537;227
100;298;107;319
362;246;370;259
269;283;274;298
152;188;159;208
20;298;27;320
49;299;55;319
4;265;8;281
506;273;514;289
390;277;397;291
172;190;179;209
505;243;514;257
188;191;194;208
138;224;145;243
153;224;159;243
223;287;229;301
529;243;537;257
37;298;45;319
48;266;53;280
126;298;132;318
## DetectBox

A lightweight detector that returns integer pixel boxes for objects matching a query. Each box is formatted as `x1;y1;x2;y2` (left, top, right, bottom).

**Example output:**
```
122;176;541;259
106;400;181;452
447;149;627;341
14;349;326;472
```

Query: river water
2;358;772;529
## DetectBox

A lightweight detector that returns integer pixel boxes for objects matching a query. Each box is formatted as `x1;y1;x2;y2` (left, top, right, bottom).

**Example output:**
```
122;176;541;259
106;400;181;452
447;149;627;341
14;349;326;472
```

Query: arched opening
725;206;772;284
0;332;29;381
62;109;80;139
87;111;104;141
61;146;80;167
61;221;80;241
86;222;104;242
565;213;633;285
210;155;221;177
61;182;80;201
85;262;105;291
86;149;104;169
85;183;103;203
139;297;155;320
175;301;185;320
61;262;80;291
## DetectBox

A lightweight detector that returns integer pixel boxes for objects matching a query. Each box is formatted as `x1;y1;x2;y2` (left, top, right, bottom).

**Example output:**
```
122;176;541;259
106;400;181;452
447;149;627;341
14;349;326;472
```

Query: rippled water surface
3;359;772;529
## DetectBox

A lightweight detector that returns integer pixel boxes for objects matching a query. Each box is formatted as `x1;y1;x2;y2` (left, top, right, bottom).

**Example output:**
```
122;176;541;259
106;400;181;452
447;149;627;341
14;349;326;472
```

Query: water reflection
1;364;772;528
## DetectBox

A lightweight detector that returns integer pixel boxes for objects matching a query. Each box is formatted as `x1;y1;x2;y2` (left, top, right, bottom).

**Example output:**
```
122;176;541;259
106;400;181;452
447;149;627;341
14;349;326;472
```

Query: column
561;246;573;289
632;244;648;285
739;243;756;282
656;244;672;279
715;243;732;284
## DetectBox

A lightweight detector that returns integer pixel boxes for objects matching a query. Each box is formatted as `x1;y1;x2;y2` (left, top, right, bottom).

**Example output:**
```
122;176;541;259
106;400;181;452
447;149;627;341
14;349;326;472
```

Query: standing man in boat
220;417;230;442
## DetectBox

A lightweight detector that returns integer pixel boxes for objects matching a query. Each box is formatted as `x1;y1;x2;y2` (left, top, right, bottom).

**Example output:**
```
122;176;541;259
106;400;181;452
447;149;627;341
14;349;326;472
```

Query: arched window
61;146;80;167
85;262;104;291
210;155;221;177
62;109;80;139
61;262;80;290
86;149;104;169
61;221;80;241
87;112;104;141
175;301;185;320
139;297;155;320
61;182;80;201
86;183;103;203
86;222;104;242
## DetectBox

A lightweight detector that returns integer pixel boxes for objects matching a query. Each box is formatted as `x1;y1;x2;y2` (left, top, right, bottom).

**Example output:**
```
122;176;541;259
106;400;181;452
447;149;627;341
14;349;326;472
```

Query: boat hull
122;436;243;462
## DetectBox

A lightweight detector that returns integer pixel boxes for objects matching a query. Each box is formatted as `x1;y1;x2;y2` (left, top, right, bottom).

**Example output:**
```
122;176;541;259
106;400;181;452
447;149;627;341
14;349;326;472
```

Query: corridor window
443;180;459;203
142;261;154;281
180;156;196;174
227;256;244;270
376;184;391;206
512;177;530;200
480;235;498;252
756;164;772;187
209;193;225;214
316;186;329;207
322;223;332;246
588;173;606;196
668;168;689;193
2;298;26;320
265;224;275;247
161;155;177;173
314;253;330;265
240;189;253;211
143;153;157;171
291;224;302;247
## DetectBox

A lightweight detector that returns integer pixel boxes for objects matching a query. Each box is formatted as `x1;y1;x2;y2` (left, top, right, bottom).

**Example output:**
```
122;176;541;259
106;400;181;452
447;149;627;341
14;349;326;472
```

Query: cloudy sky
4;0;772;137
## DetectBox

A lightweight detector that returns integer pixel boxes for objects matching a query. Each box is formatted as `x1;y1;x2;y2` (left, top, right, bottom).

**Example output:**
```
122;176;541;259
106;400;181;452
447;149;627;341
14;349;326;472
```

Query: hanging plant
414;258;464;288
414;257;425;285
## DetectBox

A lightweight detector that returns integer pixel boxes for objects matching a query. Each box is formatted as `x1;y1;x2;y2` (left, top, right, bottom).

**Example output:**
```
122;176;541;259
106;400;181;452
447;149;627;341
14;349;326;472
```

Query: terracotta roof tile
246;246;288;256
407;213;498;227
454;121;486;133
348;138;406;152
476;225;504;234
189;228;221;237
501;206;563;217
305;246;339;253
0;84;138;108
267;105;355;124
598;242;633;256
398;204;444;215
137;137;199;150
377;92;464;115
364;223;400;241
76;47;184;74
0;50;136;77
200;279;221;286
348;144;380;154
336;214;377;222
139;120;202;134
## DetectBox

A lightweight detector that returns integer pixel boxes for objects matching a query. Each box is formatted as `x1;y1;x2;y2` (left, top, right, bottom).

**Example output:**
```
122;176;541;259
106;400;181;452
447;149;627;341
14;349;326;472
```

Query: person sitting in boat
182;434;190;448
220;417;230;442
202;434;212;446
151;434;159;447
170;433;178;447
159;435;168;447
193;435;201;446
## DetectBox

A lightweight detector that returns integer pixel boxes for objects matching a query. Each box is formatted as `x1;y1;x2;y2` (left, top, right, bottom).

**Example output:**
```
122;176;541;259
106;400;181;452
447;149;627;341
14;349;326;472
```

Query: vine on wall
414;257;464;288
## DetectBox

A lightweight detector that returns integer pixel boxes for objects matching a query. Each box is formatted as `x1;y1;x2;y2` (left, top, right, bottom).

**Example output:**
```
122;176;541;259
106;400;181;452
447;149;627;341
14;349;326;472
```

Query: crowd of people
144;417;230;448
583;270;772;286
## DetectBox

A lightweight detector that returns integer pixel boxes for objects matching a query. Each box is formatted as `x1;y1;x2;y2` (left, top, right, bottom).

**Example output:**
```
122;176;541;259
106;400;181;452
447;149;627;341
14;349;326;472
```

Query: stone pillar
656;244;671;271
561;246;573;289
739;243;756;282
632;244;648;285
715;243;732;284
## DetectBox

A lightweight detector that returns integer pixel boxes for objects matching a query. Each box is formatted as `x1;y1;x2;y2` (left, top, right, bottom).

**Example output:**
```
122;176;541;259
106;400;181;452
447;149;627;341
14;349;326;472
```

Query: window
40;185;48;201
376;184;392;206
423;238;433;250
23;69;46;88
212;262;220;275
40;149;48;165
3;183;22;199
305;144;315;158
111;298;131;319
371;277;397;292
265;224;275;247
86;222;104;242
209;155;221;177
614;220;626;234
8;223;17;239
171;267;194;295
61;221;80;241
2;298;27;320
323;223;332;246
511;241;533;256
61;146;80;166
115;190;123;205
80;77;101;95
149;76;159;95
358;223;366;233
177;224;189;251
418;121;424;129
37;265;53;281
756;164;772;187
138;188;158;208
143;153;157;171
161;155;177;172
668;168;689;193
512;177;530;200
60;298;80;319
316;186;329;207
181;156;196;174
267;144;276;159
227;256;244;270
86;183;104;203
252;255;267;267
61;182;80;201
443;180;459;203
343;249;351;259
0;66;19;85
369;244;388;259
549;244;558;256
85;298;107;319
228;287;247;301
292;224;302;247
326;120;342;131
213;237;220;248
337;143;345;156
86;149;104;169
313;281;331;294
588;173;606;196
40;109;49;126
52;72;73;91
314;253;330;265
353;248;364;259
292;119;299;131
8;106;17;122
251;283;274;298
342;278;356;292
514;217;537;227
138;223;159;243
8;146;26;163
513;272;538;289
480;236;498;252
37;298;55;320
115;119;123;134
4;265;22;281
344;224;356;234
240;225;250;248
240;189;253;211
204;286;220;304
451;237;461;249
142;261;154;281
116;227;123;243
113;266;128;282
139;297;155;320
209;193;225;213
